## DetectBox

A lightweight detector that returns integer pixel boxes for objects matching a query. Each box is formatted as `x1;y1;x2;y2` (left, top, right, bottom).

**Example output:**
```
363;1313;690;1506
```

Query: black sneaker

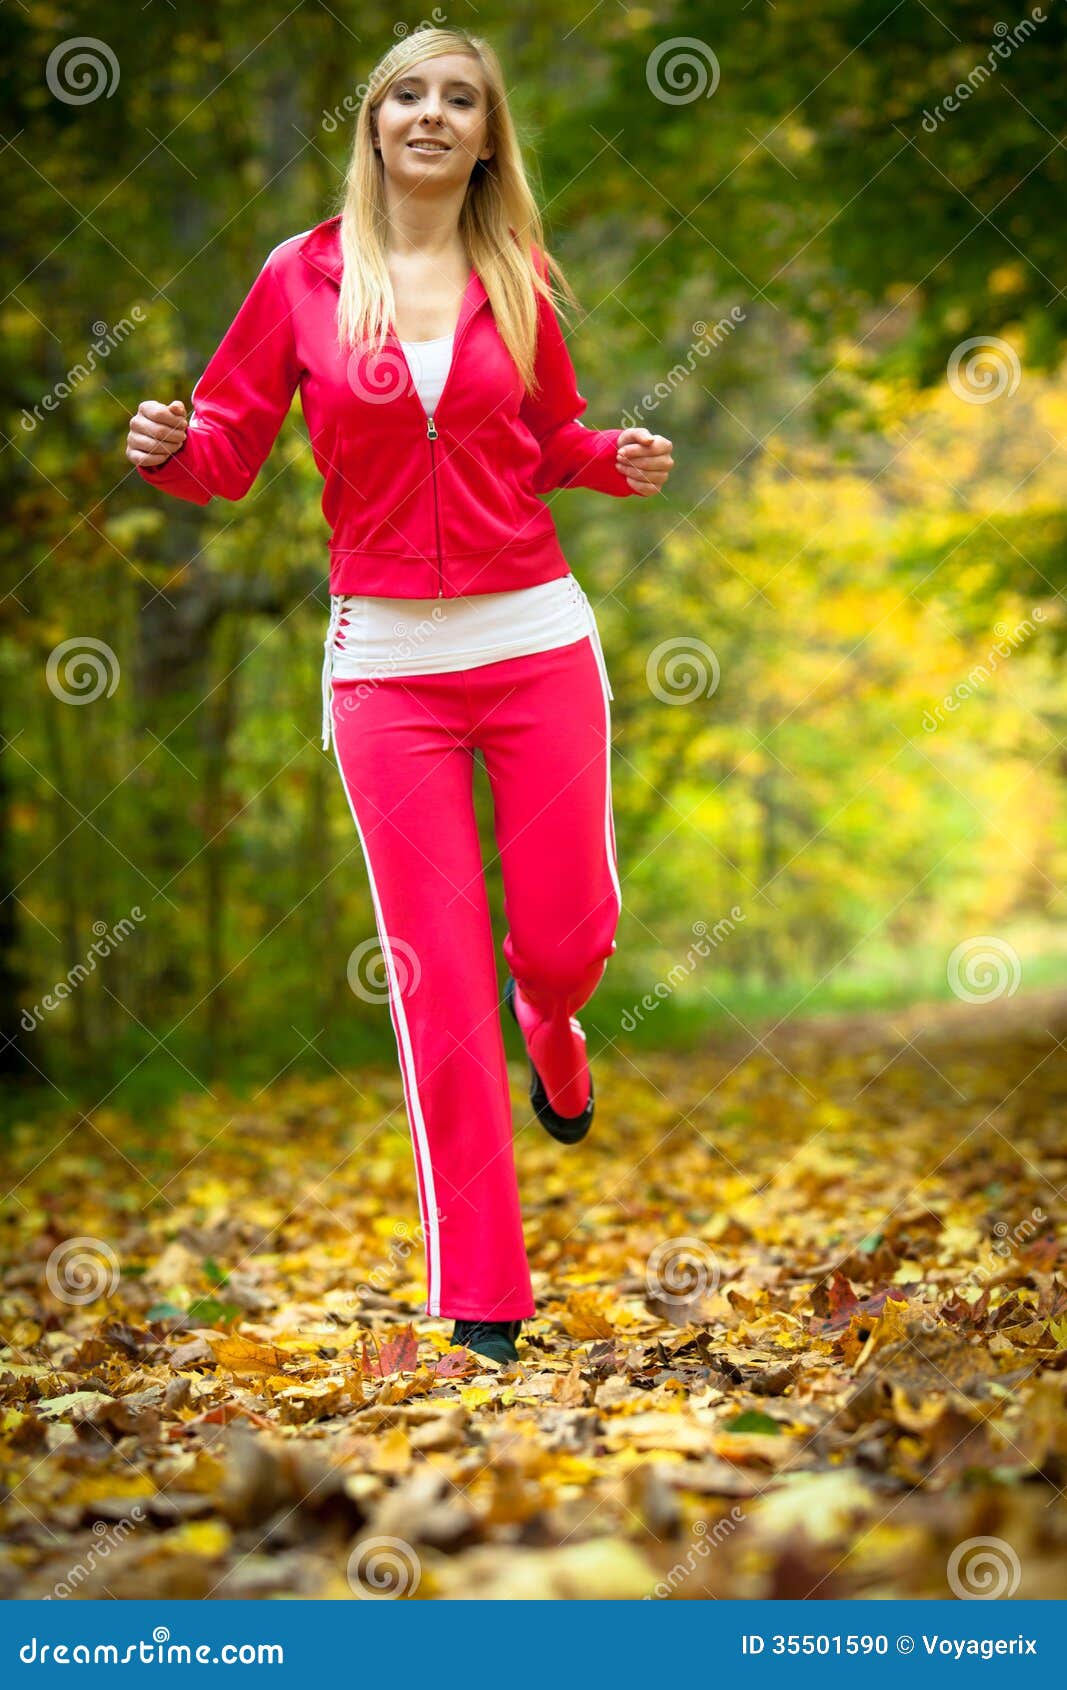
504;975;595;1145
450;1318;523;1365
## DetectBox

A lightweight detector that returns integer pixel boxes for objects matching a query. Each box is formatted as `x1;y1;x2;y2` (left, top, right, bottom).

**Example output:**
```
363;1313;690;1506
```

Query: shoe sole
503;975;594;1145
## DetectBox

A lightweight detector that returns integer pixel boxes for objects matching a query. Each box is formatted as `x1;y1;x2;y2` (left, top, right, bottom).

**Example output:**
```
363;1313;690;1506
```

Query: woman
125;27;674;1367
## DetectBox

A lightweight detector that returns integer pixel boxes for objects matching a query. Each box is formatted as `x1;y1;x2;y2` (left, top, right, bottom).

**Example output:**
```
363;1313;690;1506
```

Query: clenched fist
126;399;189;469
615;426;674;495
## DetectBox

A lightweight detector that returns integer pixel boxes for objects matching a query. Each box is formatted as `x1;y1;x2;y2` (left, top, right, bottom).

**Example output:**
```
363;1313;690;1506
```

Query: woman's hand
615;426;674;495
126;399;189;469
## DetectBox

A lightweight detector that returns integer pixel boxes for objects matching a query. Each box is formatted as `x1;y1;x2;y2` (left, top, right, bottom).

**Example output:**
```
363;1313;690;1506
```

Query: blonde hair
333;27;579;395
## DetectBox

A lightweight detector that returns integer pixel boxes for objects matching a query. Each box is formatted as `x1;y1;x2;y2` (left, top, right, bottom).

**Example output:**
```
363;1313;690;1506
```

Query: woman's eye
395;89;473;105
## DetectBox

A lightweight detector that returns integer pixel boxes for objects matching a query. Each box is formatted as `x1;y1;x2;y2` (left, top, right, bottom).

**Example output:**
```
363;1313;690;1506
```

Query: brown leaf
208;1334;296;1377
551;1360;592;1406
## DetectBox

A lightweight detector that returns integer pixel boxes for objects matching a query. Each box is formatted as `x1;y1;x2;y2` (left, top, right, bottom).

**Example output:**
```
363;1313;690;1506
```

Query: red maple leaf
809;1270;919;1335
433;1347;478;1378
361;1322;419;1378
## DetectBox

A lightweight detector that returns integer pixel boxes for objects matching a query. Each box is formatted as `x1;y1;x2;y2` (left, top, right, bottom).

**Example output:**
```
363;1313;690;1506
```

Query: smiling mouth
408;141;451;153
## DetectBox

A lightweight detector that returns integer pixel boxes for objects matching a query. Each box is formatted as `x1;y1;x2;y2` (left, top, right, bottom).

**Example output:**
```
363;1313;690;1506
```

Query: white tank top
320;331;612;752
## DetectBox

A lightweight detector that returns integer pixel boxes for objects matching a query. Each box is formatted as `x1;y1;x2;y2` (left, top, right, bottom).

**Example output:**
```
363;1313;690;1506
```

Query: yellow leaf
167;1520;232;1557
556;1291;615;1339
370;1424;413;1474
459;1386;493;1410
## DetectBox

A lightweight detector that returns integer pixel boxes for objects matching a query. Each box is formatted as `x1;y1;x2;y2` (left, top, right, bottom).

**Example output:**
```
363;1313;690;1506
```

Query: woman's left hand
615;427;674;495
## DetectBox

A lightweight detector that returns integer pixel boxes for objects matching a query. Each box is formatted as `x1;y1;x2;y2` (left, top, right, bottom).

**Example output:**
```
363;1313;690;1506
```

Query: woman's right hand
126;399;189;468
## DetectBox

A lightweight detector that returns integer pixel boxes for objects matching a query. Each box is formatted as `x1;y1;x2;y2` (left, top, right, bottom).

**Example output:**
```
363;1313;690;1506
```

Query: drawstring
321;594;345;752
570;578;615;702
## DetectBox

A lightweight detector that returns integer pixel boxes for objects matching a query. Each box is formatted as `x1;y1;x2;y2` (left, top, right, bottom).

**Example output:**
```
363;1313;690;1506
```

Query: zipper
427;414;444;597
390;269;485;602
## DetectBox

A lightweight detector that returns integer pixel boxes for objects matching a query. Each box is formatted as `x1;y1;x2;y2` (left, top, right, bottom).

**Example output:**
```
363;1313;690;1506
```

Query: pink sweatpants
329;632;621;1321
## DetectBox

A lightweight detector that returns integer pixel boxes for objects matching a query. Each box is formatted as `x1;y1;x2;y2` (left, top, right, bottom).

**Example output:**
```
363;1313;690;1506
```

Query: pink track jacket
137;215;635;597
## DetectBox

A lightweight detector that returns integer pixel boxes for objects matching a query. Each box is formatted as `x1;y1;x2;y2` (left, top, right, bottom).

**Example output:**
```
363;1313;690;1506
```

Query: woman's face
373;53;494;189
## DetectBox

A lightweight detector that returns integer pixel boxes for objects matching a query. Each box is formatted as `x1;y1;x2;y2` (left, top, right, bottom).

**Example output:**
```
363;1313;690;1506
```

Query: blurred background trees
3;0;1065;1113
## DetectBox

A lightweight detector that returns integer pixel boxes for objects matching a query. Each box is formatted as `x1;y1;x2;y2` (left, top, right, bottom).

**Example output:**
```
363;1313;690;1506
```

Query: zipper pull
426;414;438;440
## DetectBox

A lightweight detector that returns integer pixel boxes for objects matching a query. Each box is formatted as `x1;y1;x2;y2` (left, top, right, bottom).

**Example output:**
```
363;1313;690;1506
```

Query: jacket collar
299;215;345;285
299;214;489;337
